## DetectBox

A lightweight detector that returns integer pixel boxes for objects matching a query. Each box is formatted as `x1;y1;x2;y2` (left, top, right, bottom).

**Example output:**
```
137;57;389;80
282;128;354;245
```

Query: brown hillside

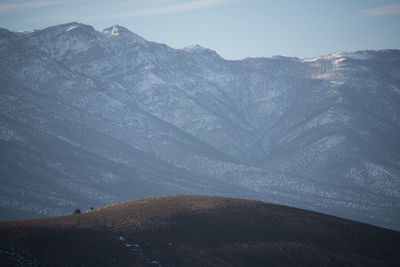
1;195;399;266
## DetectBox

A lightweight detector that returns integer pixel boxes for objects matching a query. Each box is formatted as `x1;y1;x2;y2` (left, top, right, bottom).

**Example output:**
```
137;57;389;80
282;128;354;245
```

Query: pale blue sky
1;0;399;59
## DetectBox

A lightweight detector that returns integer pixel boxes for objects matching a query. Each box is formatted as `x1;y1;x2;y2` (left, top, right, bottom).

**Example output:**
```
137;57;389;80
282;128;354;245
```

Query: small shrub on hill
73;208;81;214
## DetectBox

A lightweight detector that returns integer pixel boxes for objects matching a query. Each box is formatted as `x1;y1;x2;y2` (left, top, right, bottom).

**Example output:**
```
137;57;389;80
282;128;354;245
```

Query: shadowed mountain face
1;196;399;267
0;22;399;229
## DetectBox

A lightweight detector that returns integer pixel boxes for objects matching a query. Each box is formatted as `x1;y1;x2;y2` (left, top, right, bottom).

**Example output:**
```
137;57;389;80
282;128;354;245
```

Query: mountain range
0;22;399;229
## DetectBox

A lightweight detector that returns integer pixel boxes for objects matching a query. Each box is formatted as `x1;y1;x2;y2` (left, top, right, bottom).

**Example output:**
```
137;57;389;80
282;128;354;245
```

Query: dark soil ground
1;195;399;266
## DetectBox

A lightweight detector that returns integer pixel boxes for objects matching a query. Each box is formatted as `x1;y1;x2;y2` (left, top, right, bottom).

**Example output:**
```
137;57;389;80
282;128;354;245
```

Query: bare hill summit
1;195;399;266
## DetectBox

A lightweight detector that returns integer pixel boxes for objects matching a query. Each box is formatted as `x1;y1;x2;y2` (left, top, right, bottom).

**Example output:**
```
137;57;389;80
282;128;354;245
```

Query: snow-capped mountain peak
102;25;129;36
302;50;374;63
40;22;94;35
182;44;220;58
101;25;146;44
183;44;208;51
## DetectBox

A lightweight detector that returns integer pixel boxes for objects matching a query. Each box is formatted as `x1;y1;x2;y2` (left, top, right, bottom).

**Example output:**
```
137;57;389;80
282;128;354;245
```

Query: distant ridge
1;195;399;266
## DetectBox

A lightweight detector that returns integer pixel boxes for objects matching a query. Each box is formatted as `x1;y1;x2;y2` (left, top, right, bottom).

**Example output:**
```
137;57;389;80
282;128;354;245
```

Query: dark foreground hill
0;196;399;267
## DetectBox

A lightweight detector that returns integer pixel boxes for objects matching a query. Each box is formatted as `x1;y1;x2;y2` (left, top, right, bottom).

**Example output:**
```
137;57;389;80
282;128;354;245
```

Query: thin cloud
86;0;233;20
135;0;231;16
184;16;231;30
358;3;400;17
0;0;66;13
2;0;238;27
184;23;213;30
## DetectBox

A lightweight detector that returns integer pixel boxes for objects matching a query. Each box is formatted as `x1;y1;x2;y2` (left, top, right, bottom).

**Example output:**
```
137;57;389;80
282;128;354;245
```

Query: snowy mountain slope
0;22;399;229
